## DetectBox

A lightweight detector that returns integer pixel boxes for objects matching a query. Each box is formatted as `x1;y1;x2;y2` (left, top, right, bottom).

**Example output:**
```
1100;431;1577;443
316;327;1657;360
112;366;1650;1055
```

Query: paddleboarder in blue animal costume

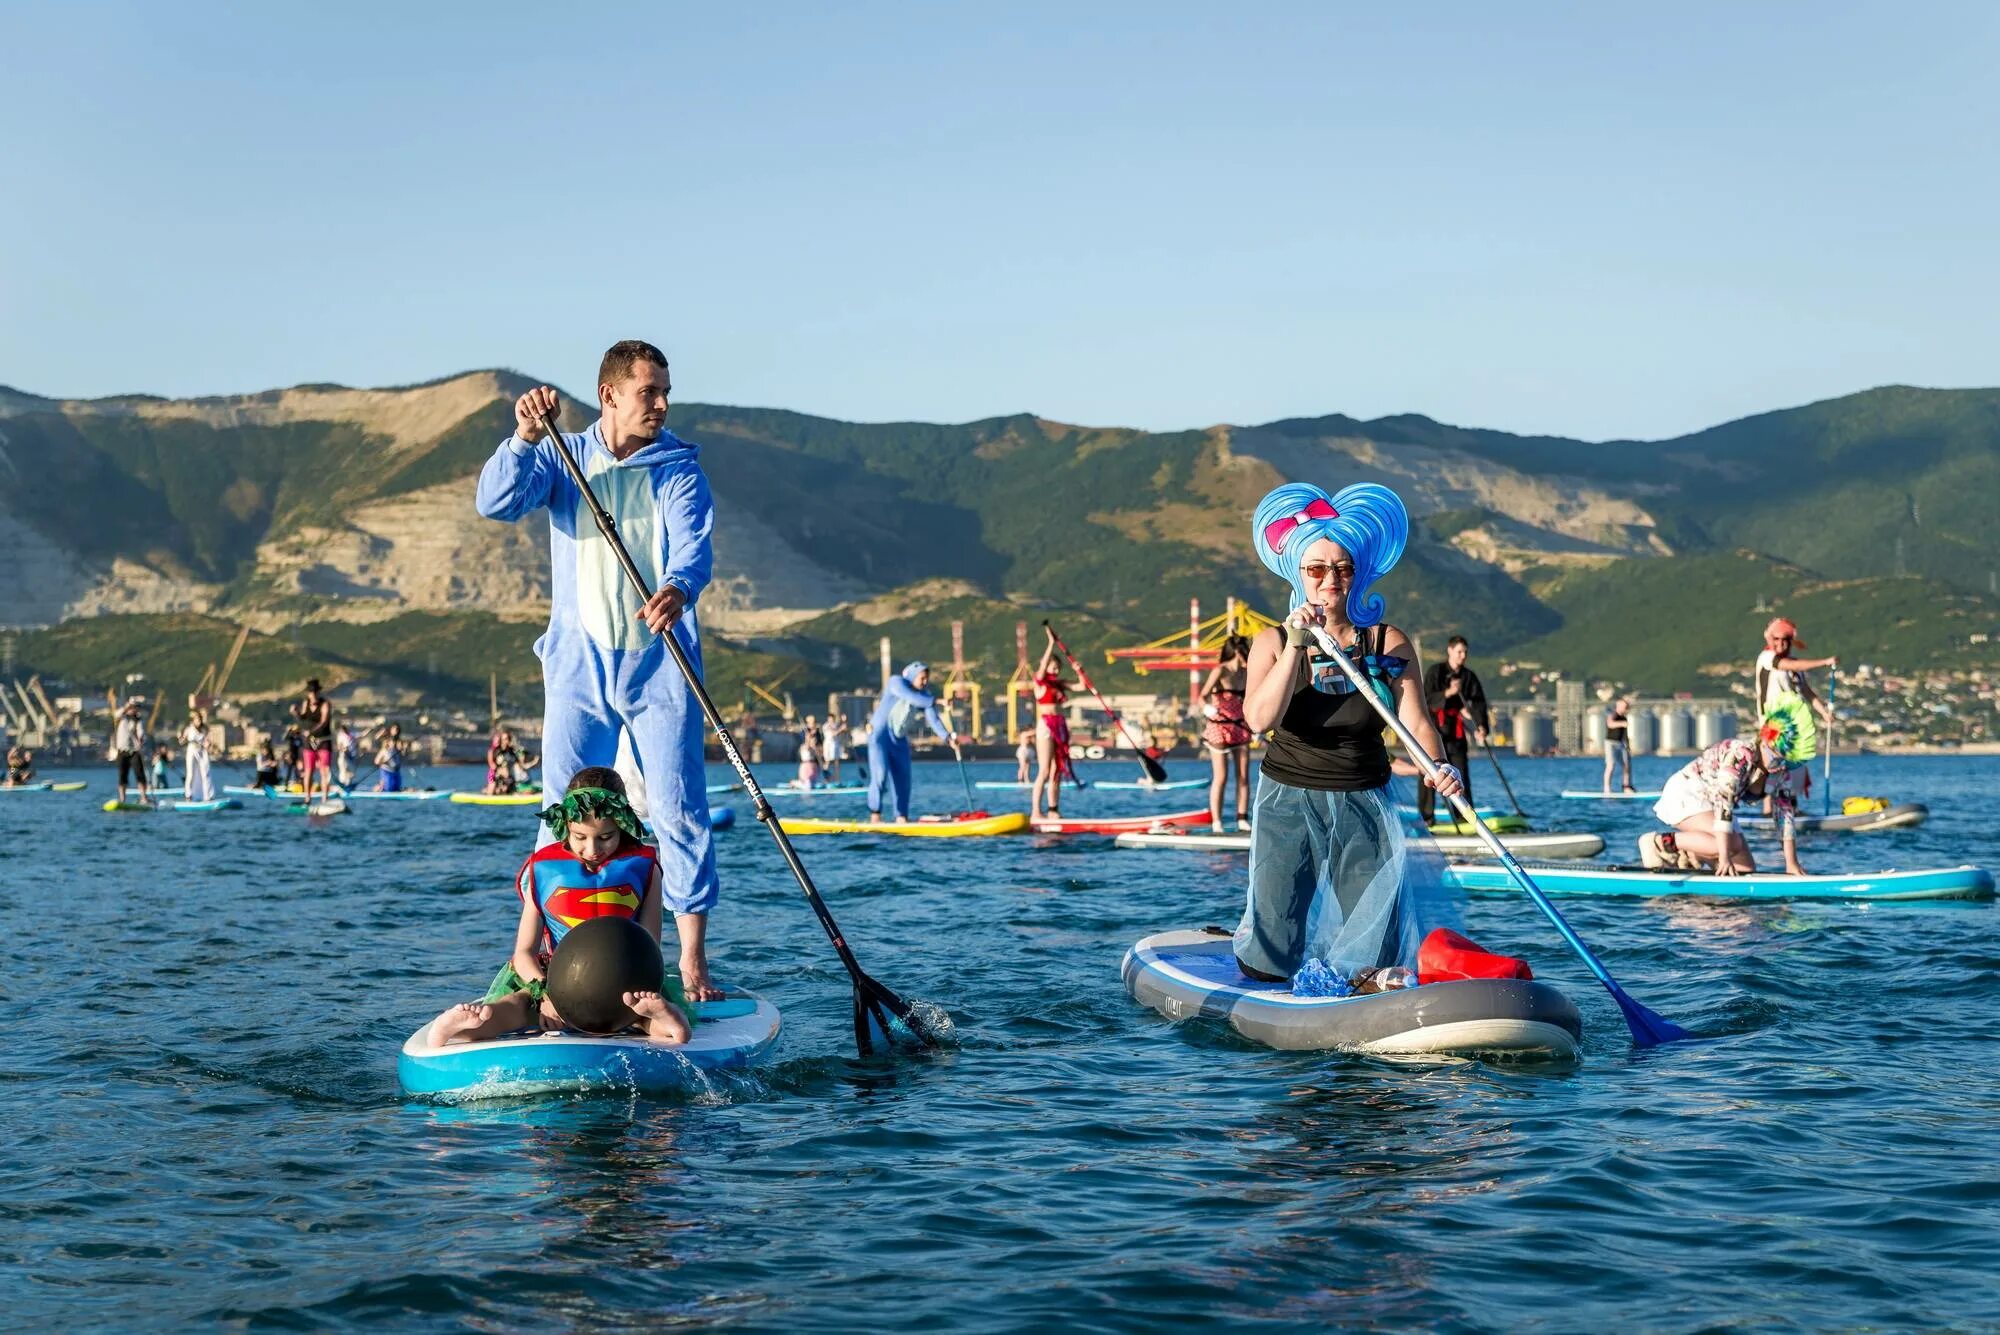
1237;481;1471;993
475;340;723;1000
866;662;959;823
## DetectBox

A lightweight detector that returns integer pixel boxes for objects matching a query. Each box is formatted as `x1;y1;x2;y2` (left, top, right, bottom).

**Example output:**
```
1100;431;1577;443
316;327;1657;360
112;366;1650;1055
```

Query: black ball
544;916;661;1035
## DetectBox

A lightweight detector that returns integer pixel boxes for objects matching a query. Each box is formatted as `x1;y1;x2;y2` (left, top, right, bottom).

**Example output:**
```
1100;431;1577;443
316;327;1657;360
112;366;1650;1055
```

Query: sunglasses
1302;562;1356;584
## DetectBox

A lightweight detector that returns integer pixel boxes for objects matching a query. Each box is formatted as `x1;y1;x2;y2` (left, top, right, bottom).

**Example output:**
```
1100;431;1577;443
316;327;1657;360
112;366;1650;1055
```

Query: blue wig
1252;481;1409;627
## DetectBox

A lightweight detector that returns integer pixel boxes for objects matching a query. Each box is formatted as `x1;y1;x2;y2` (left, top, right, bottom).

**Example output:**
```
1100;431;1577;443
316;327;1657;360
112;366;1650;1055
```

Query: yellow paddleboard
1427;814;1530;835
448;791;547;806
779;811;1030;837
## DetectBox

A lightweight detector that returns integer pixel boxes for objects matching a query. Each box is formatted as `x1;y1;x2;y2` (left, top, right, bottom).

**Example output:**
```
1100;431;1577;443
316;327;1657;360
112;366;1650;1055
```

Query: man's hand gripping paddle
536;411;943;1057
1307;624;1690;1048
1042;622;1169;784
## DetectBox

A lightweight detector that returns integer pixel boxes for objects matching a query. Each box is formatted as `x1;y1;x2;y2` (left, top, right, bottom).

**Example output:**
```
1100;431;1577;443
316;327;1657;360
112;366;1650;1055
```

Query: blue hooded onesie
476;419;719;915
867;664;951;821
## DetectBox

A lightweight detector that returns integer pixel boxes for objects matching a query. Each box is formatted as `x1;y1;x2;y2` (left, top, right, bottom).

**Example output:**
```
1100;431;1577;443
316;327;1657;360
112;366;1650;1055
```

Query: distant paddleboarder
1602;697;1635;794
866;662;958;823
112;699;151;806
181;709;215;803
1029;633;1074;821
1415;636;1488;826
291;679;335;807
476;339;724;1000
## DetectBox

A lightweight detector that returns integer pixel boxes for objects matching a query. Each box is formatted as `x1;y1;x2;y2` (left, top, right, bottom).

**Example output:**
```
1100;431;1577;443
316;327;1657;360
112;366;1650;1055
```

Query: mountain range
2;372;1994;712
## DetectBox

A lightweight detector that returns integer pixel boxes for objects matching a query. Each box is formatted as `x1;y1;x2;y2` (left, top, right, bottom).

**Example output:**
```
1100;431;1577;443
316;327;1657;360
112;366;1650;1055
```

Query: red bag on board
1418;928;1532;983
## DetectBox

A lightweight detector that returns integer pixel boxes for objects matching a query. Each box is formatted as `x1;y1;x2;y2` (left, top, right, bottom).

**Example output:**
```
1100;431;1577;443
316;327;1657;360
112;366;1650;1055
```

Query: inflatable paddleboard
1424;814;1531;836
706;782;745;795
337;789;450;802
763;783;869;797
101;798;155;812
1745;802;1928;834
779;811;1030;837
1560;790;1662;800
162;797;242;813
1113;830;1605;859
1093;778;1206;791
1032;808;1211;836
448;791;546;806
1442;861;1995;902
1123;930;1581;1058
398;992;782;1099
288;798;350;816
223;784;283;798
0;781;54;793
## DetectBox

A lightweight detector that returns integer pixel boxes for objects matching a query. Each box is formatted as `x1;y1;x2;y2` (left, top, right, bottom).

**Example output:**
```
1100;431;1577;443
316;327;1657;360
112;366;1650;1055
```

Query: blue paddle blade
1612;985;1693;1047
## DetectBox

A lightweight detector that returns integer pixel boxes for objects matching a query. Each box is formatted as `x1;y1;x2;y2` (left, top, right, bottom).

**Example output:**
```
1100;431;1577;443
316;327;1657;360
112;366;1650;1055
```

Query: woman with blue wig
1236;481;1466;992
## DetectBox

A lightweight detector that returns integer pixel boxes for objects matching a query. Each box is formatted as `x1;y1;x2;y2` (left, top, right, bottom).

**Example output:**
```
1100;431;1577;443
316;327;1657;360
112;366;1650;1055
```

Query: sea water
3;754;1995;1330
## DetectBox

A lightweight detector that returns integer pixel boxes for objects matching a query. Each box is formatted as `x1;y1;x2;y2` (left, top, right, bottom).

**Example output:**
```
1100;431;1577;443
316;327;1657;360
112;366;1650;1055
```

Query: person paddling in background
866;663;959;822
1415;636;1488;826
796;715;823;790
1754;617;1836;816
1014;731;1033;784
334;721;358;790
291;679;335;808
821;713;845;784
252;738;282;789
5;742;36;786
280;724;304;791
1200;634;1254;833
151;743;174;793
475;341;723;1001
1643;695;1816;877
373;723;405;793
1028;632;1076;821
1602;697;1636;794
425;768;691;1047
181;709;215;803
112;699;151;806
1237;482;1466;992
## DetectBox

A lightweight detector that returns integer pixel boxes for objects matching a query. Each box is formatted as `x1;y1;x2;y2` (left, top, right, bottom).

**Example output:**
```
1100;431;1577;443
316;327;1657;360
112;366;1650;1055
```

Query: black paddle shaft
533;412;934;1050
1042;622;1169;783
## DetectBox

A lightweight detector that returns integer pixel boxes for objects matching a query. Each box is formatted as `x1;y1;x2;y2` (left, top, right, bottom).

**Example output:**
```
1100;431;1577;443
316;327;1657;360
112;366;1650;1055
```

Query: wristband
1285;624;1311;648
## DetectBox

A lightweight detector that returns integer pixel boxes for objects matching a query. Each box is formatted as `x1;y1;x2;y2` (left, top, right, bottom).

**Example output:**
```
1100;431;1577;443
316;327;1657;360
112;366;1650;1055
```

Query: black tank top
1606;711;1629;743
1259;624;1395;792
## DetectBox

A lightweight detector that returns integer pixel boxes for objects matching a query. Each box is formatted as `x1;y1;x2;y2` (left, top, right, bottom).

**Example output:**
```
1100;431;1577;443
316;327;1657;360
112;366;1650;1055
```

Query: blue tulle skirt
1234;774;1462;989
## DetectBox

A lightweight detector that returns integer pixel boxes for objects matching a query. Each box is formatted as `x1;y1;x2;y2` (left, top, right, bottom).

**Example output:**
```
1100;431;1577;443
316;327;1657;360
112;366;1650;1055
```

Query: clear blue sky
4;1;1995;440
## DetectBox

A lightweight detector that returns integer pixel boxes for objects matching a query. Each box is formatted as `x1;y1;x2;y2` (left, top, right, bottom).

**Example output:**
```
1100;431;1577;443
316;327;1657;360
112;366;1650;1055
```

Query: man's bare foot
432;1002;491;1046
623;990;690;1043
680;955;723;1003
869;811;883;825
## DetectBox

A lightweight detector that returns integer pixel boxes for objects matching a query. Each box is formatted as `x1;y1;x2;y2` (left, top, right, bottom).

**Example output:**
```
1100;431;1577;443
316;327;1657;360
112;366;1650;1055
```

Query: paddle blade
851;973;946;1057
1138;750;1169;784
1611;985;1693;1047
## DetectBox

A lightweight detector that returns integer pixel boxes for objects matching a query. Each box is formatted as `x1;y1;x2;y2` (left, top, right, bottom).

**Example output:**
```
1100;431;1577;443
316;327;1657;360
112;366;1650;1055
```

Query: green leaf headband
539;786;643;842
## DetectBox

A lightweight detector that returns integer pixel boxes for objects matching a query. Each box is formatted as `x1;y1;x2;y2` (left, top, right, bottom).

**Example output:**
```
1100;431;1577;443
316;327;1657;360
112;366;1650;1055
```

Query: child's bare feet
623;990;690;1044
432;1002;491;1046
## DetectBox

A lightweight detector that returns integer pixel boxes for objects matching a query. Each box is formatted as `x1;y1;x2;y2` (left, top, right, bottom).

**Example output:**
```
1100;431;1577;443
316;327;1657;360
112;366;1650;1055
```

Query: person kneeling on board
1236;481;1469;994
1642;695;1815;877
427;768;693;1046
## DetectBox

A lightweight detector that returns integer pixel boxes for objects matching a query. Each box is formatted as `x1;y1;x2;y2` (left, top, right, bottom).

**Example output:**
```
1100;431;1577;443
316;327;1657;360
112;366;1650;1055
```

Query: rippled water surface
5;753;1996;1331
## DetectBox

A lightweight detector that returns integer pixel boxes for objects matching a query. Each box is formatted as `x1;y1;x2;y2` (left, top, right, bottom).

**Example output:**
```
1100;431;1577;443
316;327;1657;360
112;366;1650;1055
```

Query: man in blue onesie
475;340;723;1000
868;662;959;823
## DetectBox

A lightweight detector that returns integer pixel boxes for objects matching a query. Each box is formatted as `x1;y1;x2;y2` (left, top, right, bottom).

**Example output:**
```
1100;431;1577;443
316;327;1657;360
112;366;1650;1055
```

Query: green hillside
4;376;1996;702
1505;552;1999;690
